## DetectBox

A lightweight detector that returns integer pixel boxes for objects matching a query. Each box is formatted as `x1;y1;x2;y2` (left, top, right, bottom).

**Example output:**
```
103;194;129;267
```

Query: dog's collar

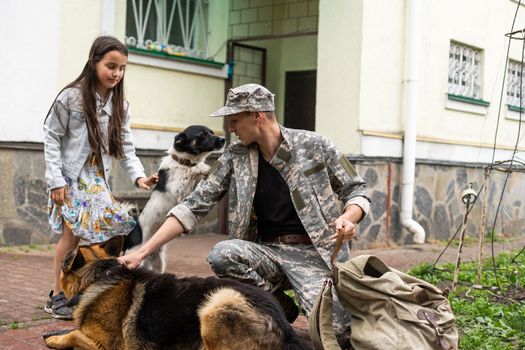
171;154;198;167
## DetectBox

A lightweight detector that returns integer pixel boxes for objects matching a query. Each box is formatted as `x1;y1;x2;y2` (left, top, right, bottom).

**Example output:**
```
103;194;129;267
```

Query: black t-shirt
253;151;307;239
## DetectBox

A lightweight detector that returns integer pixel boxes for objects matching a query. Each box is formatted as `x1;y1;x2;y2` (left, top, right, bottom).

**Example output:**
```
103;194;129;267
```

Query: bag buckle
417;309;451;350
324;276;334;287
329;265;339;284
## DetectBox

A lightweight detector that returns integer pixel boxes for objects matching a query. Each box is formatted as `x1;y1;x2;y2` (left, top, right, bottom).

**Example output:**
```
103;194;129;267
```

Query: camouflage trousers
207;239;351;338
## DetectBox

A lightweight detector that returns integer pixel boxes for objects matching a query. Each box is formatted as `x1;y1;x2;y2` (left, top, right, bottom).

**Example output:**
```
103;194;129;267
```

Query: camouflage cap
210;83;275;117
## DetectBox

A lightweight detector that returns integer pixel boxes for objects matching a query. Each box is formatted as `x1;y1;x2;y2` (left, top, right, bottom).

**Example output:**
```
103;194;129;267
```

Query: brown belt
262;233;313;245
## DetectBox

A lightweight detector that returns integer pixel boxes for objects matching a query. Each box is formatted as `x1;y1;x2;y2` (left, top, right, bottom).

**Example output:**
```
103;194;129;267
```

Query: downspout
401;0;425;243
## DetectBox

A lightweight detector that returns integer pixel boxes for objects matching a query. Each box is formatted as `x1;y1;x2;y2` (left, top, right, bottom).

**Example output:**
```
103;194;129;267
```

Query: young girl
43;36;157;319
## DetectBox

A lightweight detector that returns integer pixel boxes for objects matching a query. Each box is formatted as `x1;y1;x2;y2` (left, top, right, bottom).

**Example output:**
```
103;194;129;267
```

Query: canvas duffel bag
309;235;459;350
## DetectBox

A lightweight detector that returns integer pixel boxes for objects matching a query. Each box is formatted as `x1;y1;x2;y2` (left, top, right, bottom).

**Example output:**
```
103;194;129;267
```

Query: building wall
0;146;218;245
315;0;525;245
358;0;405;135
0;0;229;245
355;159;525;248
118;0;229;145
248;35;318;121
227;0;319;122
317;0;525;163
0;1;61;143
1;0;230;149
2;0;525;247
316;0;363;154
0;147;49;245
3;145;522;247
229;0;318;39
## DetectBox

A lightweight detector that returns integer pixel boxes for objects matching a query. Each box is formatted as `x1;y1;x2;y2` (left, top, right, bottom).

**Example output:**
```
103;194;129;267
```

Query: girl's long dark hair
45;36;128;160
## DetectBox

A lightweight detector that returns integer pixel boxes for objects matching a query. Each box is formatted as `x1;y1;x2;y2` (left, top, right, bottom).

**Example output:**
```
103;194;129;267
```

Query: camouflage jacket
170;125;370;266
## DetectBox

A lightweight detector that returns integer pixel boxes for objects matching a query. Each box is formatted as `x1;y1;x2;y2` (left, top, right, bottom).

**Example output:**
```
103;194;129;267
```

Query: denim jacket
170;125;371;267
44;87;146;190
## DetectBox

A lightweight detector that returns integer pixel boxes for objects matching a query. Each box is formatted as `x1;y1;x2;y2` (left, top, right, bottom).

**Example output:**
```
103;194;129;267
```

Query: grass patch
9;322;21;330
0;243;55;254
32;315;52;321
408;251;525;350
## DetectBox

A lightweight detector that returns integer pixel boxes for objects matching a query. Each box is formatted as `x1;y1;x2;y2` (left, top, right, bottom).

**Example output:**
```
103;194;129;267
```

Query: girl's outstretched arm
136;174;159;190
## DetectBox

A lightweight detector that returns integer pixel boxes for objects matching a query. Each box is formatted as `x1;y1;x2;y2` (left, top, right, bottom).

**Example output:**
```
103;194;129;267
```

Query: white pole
401;0;425;243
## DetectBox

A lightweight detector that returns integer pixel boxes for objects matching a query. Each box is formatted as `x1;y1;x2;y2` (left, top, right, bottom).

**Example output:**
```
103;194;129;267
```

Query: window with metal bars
448;42;482;100
507;59;525;110
125;0;210;59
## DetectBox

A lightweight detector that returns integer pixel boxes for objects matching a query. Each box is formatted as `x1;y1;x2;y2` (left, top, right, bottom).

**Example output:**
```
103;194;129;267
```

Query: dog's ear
62;248;86;273
99;235;124;257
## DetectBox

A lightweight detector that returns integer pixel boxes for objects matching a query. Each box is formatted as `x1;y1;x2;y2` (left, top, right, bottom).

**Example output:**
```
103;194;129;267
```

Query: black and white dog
124;125;225;272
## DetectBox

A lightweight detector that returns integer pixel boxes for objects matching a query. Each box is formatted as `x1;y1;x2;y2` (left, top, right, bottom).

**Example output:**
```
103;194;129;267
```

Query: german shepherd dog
43;236;311;350
124;125;225;273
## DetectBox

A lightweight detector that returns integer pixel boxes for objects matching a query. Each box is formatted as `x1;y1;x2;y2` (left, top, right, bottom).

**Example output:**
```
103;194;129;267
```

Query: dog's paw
43;329;75;339
43;329;76;349
192;163;211;175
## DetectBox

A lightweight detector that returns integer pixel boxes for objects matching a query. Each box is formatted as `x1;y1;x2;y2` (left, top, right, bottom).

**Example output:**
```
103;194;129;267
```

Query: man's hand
328;217;356;242
50;186;68;206
118;216;186;269
118;251;143;269
136;174;159;190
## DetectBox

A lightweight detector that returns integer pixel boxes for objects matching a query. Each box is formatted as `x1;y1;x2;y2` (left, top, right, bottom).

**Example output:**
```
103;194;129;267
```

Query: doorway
284;70;316;131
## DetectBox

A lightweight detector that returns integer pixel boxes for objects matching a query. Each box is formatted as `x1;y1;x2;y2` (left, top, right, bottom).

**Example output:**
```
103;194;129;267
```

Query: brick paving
0;233;523;349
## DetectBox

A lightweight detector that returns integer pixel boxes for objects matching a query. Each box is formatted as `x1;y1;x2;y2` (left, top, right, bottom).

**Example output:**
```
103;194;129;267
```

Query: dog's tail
198;287;312;350
120;201;143;252
123;223;143;252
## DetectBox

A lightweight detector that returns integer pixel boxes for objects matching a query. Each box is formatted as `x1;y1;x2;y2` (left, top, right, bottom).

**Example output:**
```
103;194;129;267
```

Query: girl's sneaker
44;291;74;320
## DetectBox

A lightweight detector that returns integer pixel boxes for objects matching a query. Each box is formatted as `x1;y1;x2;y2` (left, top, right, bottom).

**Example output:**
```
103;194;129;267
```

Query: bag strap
308;279;342;350
309;228;346;350
309;281;326;349
330;228;345;267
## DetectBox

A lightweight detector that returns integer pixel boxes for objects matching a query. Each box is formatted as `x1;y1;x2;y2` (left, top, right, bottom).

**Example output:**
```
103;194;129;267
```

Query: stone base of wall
0;144;220;246
1;144;524;248
352;157;525;249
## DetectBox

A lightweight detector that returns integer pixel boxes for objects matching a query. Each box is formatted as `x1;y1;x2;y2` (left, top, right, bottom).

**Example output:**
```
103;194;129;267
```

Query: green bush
408;251;525;350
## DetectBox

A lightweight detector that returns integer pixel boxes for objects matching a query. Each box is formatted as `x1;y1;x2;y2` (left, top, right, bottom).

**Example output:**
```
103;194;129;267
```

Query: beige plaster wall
316;0;363;154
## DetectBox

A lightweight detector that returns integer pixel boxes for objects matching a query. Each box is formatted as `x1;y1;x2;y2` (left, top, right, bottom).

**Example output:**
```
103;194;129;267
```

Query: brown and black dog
43;236;311;350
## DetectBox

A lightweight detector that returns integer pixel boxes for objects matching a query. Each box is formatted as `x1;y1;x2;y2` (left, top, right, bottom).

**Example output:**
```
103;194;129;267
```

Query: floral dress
48;153;136;243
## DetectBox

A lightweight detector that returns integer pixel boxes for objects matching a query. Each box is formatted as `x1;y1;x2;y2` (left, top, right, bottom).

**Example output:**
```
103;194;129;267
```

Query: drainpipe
401;0;425;244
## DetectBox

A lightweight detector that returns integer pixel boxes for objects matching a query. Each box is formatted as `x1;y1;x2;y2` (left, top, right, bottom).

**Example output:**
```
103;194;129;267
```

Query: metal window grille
507;60;525;109
448;42;482;99
125;0;209;59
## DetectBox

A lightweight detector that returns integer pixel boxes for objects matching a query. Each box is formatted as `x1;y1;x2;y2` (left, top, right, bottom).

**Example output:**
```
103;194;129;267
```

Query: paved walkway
0;233;523;349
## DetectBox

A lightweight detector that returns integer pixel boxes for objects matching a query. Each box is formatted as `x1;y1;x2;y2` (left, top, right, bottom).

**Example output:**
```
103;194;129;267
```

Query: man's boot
272;288;300;323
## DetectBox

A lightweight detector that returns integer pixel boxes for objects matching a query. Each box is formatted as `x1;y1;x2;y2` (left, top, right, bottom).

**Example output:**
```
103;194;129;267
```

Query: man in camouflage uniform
119;84;370;347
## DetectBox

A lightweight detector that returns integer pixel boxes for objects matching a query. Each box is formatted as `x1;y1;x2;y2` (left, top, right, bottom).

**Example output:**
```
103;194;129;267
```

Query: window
125;0;209;60
448;42;482;99
507;60;525;110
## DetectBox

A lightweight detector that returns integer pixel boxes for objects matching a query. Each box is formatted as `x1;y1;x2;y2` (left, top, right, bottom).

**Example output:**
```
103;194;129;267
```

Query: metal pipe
386;162;392;242
401;0;425;243
453;184;477;292
477;169;489;286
